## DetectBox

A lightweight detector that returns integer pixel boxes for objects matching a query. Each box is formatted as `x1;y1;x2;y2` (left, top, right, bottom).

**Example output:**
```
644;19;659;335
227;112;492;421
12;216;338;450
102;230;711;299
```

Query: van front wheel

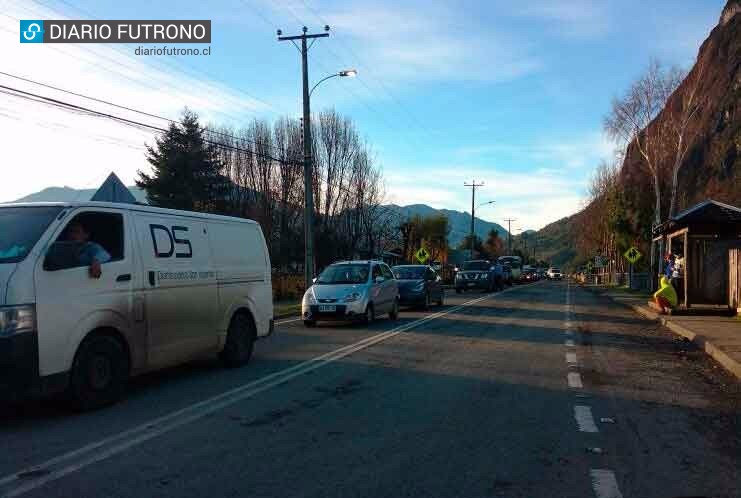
222;312;256;368
69;335;129;411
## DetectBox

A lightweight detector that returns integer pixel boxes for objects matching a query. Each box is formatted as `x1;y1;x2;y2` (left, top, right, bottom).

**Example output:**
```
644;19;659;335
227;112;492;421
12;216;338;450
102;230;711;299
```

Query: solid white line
574;405;599;433
566;352;577;364
590;469;623;498
275;317;301;325
565;339;575;347
568;372;583;388
0;289;510;497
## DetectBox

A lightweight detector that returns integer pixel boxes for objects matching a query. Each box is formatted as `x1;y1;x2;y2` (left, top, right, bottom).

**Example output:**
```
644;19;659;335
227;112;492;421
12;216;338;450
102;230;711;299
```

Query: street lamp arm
310;73;340;97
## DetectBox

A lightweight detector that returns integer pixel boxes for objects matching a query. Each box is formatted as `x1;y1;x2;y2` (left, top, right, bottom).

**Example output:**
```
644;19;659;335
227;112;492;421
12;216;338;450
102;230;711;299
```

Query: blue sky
0;0;724;229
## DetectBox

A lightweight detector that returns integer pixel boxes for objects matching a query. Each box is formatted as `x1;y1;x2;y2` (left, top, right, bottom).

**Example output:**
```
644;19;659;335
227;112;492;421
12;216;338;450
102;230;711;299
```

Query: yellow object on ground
653;276;678;308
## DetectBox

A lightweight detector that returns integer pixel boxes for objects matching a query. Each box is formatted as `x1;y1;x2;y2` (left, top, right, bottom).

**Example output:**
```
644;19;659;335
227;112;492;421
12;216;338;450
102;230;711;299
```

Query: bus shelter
651;200;741;311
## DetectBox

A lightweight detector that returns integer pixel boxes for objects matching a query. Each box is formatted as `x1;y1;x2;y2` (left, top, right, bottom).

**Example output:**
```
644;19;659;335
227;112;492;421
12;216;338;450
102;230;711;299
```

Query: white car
547;267;563;280
302;260;399;327
0;202;273;409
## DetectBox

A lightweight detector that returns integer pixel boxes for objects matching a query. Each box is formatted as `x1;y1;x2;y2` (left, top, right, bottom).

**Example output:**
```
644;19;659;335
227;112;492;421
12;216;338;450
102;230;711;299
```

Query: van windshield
0;206;63;264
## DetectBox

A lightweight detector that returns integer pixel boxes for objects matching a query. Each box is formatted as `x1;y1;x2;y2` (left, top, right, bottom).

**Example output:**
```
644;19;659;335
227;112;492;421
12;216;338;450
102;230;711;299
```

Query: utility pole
503;218;516;255
464;180;484;260
278;26;330;291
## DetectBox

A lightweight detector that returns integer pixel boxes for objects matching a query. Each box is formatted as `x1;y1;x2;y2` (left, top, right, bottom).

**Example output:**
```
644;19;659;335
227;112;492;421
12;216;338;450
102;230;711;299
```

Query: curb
583;286;741;381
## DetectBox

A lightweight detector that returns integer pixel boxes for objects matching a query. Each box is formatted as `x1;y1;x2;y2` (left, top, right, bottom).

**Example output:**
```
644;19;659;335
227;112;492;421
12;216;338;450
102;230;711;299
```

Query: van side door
34;209;138;377
133;213;218;368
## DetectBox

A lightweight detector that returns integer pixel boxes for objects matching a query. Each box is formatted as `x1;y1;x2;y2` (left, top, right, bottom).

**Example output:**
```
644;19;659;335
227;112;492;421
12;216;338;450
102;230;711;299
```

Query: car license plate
318;305;336;312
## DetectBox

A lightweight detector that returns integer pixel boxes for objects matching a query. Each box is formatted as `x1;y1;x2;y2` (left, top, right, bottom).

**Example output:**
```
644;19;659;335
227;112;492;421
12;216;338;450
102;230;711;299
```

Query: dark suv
454;260;503;293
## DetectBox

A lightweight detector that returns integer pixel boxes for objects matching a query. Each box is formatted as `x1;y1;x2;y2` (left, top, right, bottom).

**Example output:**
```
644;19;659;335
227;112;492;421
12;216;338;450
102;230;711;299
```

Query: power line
30;0;291;118
0;83;293;162
0;71;293;155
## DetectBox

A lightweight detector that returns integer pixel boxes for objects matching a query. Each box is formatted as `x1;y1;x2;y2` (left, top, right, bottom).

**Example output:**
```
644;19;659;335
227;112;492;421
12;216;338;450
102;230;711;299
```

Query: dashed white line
566;352;577;364
568;372;583;388
275;317;301;325
590;469;623;498
574;405;599;433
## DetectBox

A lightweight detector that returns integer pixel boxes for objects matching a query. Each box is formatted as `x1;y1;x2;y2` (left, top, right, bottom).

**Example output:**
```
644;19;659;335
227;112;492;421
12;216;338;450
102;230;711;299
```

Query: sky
0;0;725;230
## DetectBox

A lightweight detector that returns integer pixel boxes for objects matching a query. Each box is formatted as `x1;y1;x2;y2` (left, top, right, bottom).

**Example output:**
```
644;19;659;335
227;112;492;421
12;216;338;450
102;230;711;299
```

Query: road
1;281;739;498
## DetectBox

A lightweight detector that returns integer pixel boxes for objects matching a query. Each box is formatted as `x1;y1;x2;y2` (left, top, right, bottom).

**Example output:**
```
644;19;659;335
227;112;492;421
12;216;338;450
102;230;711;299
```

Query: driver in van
65;219;111;279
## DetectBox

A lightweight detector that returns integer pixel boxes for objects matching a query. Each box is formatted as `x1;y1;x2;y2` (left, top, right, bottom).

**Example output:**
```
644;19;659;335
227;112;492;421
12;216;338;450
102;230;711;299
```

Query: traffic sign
415;247;430;264
624;247;642;264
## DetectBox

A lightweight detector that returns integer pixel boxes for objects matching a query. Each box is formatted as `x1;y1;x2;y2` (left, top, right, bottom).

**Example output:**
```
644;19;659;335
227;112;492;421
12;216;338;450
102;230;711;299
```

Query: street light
469;200;495;259
310;69;358;97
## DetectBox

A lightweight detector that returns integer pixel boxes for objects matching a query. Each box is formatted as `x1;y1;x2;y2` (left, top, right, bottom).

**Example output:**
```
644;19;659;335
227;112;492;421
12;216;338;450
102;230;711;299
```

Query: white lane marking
568;372;583;388
275;317;301;325
574;405;599;433
566;352;577;364
565;339;575;347
590;469;623;498
0;290;510;497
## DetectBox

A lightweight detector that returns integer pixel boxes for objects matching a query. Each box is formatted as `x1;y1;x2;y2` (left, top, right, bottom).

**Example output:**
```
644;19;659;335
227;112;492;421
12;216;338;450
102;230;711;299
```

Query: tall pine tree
137;110;227;212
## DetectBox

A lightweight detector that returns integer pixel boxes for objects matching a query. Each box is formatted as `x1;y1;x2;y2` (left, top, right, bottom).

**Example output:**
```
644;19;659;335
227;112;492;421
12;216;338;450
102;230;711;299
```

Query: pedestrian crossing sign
624;247;642;264
415;247;430;264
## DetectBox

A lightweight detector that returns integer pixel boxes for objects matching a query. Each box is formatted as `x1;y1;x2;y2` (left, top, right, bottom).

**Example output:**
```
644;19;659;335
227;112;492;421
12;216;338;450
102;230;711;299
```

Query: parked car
0;201;273;410
454;260;502;293
547;267;563;280
302;260;399;327
501;264;513;286
392;265;444;309
519;269;537;283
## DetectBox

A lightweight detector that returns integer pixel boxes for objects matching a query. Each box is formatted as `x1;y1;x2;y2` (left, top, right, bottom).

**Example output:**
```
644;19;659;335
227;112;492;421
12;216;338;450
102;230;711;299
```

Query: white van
0;202;273;409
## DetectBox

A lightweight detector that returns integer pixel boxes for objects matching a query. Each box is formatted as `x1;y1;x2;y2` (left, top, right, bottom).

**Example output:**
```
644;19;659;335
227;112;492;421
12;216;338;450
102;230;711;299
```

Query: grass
274;300;301;317
604;284;652;299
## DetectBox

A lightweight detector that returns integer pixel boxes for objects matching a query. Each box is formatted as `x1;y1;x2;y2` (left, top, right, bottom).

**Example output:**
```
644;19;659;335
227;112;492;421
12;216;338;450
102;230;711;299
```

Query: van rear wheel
221;312;256;368
69;335;129;411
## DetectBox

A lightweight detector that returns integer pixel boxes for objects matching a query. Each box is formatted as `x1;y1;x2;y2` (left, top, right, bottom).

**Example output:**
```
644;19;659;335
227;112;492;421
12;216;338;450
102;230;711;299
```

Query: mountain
382;203;509;248
9;186;505;247
528;1;741;271
12;185;147;204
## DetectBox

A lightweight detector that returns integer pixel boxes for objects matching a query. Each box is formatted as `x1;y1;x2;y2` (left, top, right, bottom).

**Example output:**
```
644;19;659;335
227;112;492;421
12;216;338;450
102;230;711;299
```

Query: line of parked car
301;260;447;327
300;259;566;328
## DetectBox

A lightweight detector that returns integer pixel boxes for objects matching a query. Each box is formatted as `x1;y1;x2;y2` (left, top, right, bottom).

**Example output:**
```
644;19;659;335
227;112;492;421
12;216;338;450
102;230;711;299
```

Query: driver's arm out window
45;212;124;271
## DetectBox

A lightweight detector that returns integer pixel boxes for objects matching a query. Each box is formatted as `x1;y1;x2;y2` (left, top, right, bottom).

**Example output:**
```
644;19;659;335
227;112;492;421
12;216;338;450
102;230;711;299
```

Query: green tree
483;229;504;259
458;234;485;259
137;110;227;212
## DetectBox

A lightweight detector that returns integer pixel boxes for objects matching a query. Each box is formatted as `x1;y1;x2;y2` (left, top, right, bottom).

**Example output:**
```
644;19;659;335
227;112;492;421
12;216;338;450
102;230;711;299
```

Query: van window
45;212;124;271
0;206;63;264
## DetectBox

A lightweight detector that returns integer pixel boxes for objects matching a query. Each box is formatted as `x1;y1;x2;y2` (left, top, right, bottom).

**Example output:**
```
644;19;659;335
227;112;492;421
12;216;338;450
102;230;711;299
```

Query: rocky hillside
530;1;741;271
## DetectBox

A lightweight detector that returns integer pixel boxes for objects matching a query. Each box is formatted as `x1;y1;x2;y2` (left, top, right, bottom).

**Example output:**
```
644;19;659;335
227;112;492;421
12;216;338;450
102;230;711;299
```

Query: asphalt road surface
1;281;739;498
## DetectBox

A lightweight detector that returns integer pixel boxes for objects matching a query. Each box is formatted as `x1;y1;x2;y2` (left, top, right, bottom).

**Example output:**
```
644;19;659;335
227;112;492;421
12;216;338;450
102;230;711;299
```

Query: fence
272;273;305;301
577;271;649;291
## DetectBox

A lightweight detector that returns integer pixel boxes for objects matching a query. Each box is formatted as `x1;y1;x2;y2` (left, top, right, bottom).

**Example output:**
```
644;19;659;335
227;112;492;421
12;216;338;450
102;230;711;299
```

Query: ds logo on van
149;225;192;258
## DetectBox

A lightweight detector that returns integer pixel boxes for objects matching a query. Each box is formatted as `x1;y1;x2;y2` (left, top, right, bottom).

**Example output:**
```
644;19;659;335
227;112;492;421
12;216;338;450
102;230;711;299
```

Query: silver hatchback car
301;260;400;327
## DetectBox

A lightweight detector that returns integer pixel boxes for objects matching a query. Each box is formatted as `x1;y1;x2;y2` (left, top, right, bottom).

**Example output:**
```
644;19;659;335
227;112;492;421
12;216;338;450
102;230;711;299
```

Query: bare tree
604;58;682;227
665;55;707;218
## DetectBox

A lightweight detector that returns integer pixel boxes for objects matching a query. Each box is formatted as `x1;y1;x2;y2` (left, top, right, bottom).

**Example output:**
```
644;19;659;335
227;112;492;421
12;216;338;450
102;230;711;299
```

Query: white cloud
264;0;543;84
384;164;589;231
513;0;611;39
0;0;281;202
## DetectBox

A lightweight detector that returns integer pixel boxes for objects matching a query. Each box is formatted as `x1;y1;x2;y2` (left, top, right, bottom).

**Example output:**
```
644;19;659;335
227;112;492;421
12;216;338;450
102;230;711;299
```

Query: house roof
654;199;741;235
